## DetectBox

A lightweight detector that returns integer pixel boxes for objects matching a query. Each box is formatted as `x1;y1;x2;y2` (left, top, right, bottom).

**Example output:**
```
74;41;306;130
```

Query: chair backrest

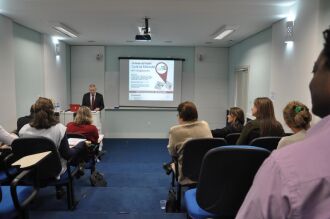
182;138;227;182
249;136;282;151
225;133;241;145
11;137;62;180
196;145;270;217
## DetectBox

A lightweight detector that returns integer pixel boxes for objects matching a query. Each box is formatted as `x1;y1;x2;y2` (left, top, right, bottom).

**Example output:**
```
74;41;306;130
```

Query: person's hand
95;108;100;111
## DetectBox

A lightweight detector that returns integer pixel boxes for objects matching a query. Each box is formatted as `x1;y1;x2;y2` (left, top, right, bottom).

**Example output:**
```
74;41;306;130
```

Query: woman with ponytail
277;101;312;149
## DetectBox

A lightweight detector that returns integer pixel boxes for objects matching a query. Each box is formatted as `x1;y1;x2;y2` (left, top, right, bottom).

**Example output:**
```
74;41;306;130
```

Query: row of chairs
224;133;283;151
0;135;101;218
171;135;283;211
184;145;270;219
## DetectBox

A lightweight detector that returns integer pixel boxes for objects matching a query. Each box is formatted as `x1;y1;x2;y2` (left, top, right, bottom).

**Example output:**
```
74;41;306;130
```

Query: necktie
92;95;95;110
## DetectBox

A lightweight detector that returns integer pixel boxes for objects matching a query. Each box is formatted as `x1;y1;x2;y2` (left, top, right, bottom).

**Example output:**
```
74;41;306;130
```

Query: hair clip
294;106;302;113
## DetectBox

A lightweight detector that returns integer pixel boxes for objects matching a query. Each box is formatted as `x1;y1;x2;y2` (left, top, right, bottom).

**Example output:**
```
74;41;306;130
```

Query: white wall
194;47;228;129
227;0;328;131
71;46;105;107
270;0;321;129
0;16;70;131
71;46;228;138
228;28;272;118
0;15;16;131
43;36;69;110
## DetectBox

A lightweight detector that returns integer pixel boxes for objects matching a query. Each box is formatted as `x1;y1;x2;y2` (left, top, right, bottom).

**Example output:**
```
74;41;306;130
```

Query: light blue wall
228;28;272;115
13;23;44;117
103;46;195;138
106;46;194;73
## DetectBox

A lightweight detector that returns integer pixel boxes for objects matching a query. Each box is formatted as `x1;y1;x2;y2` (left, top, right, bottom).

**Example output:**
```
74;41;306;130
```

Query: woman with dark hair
67;106;99;144
236;97;284;145
211;107;245;138
277;101;312;149
165;101;212;184
19;97;86;178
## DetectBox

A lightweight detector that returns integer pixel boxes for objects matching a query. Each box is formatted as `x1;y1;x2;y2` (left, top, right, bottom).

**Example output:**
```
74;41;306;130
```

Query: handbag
90;171;107;187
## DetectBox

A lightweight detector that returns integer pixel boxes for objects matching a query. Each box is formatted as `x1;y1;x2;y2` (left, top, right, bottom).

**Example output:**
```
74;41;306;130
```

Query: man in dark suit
82;84;104;111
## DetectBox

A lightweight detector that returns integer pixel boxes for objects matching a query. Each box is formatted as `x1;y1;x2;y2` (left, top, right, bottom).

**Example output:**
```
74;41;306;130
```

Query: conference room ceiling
0;0;296;47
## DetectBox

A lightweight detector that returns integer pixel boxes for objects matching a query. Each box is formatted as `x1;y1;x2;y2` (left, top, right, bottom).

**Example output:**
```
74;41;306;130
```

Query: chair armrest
10;169;38;210
11;151;52;169
3;153;19;179
172;157;179;181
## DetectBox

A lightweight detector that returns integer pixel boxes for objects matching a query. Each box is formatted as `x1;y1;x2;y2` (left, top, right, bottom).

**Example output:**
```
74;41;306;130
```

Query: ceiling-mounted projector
135;17;151;41
135;34;151;41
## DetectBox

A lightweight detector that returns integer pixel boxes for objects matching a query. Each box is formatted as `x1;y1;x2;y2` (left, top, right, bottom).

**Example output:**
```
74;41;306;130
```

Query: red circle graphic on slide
155;62;168;82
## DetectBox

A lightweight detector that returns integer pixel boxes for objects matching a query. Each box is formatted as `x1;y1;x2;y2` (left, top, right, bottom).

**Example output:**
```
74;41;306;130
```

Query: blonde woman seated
277;101;312;149
67;106;99;144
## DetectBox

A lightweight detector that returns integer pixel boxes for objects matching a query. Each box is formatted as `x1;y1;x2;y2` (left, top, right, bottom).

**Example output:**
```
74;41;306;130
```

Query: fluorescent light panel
212;25;238;40
214;29;235;40
52;23;78;38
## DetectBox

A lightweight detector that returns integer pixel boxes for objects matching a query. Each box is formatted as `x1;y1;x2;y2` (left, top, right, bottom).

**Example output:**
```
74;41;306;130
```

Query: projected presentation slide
128;60;174;101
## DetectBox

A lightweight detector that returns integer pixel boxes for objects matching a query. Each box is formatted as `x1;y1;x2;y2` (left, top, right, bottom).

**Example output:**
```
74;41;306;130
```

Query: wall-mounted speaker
198;54;203;61
96;53;103;61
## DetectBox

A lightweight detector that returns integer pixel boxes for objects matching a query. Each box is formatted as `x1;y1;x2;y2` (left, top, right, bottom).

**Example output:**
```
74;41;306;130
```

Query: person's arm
211;127;229;138
82;94;88;107
236;156;291;219
167;129;177;157
236;121;255;145
90;125;99;144
58;134;85;160
0;126;18;145
96;93;104;111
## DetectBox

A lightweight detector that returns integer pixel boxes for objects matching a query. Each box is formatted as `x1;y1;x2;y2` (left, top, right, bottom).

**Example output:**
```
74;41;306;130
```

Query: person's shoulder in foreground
236;26;330;219
236;115;330;219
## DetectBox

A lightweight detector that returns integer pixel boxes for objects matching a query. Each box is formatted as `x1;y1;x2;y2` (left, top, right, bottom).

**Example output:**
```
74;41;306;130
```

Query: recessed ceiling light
211;25;239;40
52;23;79;38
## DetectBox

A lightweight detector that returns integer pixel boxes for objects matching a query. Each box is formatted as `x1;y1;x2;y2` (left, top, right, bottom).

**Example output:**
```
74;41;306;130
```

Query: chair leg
19;209;29;219
67;181;76;210
171;172;175;187
176;184;181;212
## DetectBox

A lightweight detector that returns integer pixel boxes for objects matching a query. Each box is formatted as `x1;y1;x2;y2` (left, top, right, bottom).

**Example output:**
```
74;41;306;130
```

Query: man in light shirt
236;27;330;219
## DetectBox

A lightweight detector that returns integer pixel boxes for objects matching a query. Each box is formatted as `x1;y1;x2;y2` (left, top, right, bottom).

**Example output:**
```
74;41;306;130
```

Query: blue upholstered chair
0;170;38;219
224;133;241;145
172;137;227;211
249;136;282;151
11;137;78;210
184;145;270;219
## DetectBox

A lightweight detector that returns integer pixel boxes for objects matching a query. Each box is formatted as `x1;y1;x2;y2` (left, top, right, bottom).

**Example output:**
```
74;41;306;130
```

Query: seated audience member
236;97;284;145
166;101;212;185
19;97;87;178
235;27;330;219
277;101;312;149
0;125;18;147
211;107;244;138
66;106;99;144
17;104;34;133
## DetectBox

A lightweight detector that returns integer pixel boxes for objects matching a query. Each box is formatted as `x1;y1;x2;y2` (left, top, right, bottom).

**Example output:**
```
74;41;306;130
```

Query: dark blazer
82;92;104;110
